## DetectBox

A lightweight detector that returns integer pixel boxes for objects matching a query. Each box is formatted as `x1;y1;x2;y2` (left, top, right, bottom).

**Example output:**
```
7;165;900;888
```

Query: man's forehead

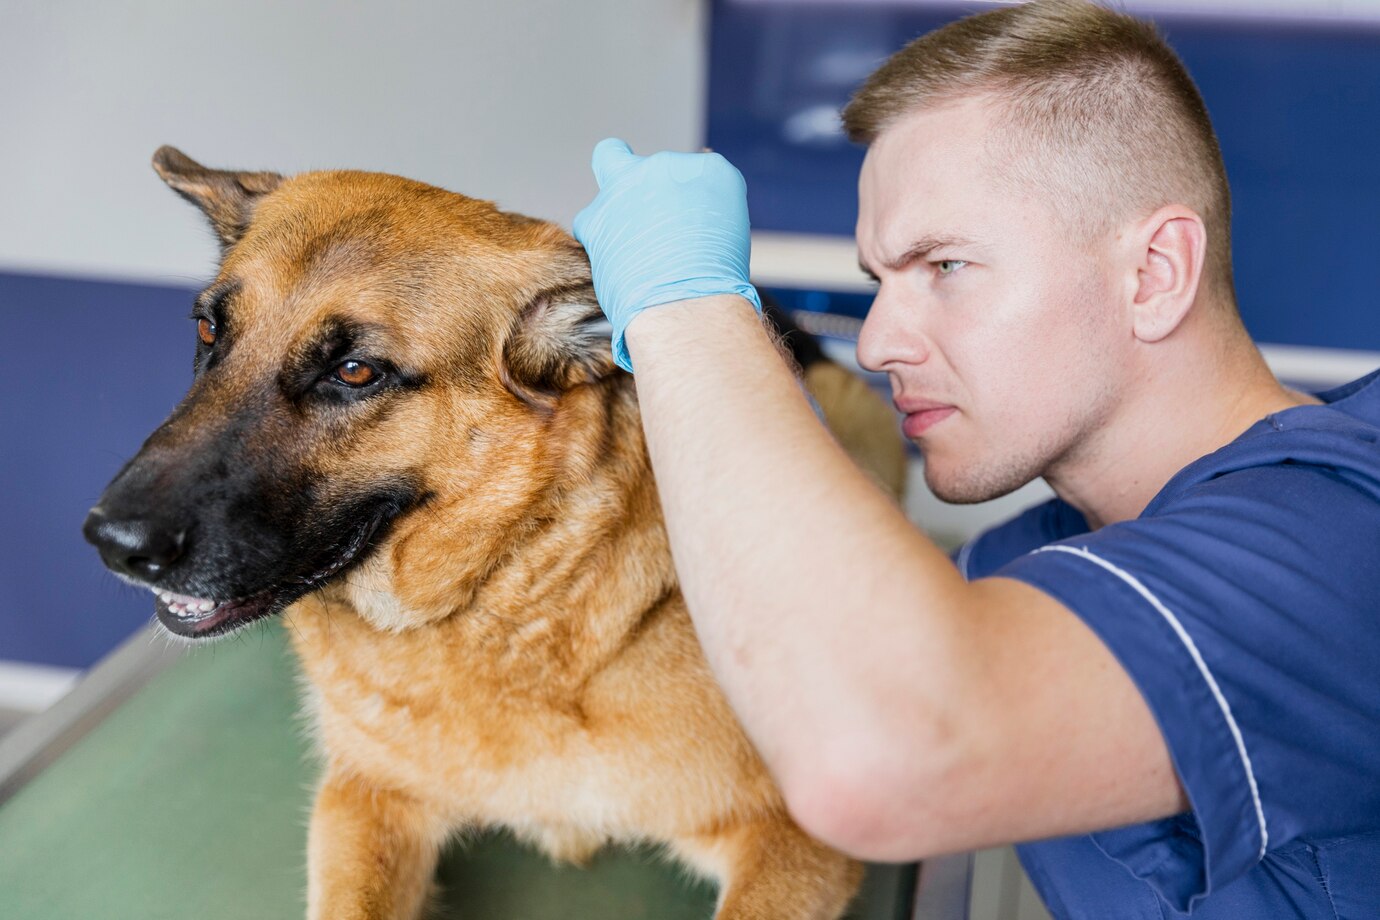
867;96;1000;168
857;156;993;264
857;99;1038;259
862;118;972;209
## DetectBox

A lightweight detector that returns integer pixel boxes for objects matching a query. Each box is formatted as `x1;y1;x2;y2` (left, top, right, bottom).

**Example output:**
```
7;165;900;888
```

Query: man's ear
1130;205;1207;343
501;245;619;408
152;146;283;250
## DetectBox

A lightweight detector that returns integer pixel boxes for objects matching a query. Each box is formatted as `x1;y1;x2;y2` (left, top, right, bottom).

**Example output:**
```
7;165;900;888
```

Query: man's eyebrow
888;235;978;268
865;235;978;276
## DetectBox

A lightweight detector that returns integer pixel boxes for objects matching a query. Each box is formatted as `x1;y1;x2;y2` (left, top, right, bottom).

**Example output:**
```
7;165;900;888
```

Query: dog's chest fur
285;589;780;848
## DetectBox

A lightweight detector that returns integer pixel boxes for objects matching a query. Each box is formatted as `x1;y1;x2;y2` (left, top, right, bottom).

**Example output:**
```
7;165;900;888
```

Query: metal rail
0;624;183;805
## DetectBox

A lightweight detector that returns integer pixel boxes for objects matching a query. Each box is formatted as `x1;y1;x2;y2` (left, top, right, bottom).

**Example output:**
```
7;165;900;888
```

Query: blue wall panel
1;271;198;668
7;7;1380;668
708;2;1380;351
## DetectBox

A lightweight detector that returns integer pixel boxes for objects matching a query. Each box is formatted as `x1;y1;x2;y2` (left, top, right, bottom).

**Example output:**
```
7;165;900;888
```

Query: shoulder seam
1033;544;1269;861
956;538;976;581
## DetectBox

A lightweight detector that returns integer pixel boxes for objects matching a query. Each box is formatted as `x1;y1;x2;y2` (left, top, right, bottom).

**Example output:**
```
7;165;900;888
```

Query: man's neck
1044;328;1321;530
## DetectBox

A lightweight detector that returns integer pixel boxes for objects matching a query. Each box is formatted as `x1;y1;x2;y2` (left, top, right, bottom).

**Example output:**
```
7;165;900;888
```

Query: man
573;0;1380;915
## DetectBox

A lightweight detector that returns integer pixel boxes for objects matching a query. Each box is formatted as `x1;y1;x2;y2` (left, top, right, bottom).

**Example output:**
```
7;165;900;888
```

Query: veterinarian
571;1;1380;916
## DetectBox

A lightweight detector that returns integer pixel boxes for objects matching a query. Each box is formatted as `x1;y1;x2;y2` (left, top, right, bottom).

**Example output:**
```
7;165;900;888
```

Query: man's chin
922;462;1033;505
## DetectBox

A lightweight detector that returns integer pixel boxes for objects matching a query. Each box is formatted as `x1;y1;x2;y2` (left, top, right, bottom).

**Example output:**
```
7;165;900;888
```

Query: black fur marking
193;279;238;319
88;354;428;639
190;279;240;375
155;478;426;639
277;316;428;405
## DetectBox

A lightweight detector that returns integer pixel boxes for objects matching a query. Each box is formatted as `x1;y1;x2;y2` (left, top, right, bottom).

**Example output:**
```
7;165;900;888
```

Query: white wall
0;0;706;285
3;0;1046;551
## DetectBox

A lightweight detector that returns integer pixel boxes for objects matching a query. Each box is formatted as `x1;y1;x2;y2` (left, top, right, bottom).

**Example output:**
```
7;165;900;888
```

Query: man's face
856;97;1128;503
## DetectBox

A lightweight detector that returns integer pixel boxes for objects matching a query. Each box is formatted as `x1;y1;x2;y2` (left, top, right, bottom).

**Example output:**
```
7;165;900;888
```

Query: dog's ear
501;246;620;407
152;146;282;250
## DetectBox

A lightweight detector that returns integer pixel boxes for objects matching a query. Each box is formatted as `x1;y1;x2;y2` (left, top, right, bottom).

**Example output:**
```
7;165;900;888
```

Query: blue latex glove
573;138;763;372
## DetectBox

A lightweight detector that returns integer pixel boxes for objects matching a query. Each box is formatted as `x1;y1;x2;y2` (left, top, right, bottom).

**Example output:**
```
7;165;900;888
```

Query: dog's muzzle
81;504;254;636
83;471;424;639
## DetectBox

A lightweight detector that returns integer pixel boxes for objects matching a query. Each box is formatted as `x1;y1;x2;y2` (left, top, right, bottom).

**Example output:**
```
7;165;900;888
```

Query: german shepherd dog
84;147;904;919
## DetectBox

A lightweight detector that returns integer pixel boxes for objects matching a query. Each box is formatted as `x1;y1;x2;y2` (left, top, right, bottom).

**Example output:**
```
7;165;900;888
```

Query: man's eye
936;259;967;276
333;360;379;387
197;317;217;345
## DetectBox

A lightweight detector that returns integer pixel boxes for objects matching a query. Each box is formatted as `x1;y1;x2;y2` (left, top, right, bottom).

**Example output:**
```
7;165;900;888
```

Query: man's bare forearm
624;296;980;799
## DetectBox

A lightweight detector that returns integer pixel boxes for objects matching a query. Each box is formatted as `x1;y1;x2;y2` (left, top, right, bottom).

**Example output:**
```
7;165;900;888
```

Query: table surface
0;620;955;919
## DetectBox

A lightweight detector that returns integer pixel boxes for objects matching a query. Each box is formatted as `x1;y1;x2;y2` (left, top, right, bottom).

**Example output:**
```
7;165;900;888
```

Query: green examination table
0;622;970;919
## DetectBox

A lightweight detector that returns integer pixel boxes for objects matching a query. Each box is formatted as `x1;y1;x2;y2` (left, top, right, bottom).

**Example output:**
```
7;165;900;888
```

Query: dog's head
84;147;621;640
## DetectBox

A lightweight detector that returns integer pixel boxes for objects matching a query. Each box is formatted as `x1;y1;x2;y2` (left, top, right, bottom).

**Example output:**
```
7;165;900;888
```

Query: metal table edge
0;623;185;805
0;623;972;917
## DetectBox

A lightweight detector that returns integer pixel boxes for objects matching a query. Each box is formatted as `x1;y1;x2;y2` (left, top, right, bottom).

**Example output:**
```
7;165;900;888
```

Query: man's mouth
902;406;957;438
895;396;958;438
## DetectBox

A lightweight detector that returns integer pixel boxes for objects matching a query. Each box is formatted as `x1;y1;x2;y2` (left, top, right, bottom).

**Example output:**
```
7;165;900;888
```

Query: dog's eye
197;317;217;346
333;360;378;387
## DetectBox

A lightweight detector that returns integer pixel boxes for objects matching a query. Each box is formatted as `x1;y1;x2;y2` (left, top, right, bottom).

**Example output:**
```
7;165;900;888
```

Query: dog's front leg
307;767;447;920
675;817;864;920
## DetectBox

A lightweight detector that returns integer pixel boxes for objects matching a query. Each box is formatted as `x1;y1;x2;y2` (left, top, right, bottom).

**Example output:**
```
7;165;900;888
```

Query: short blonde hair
843;0;1235;303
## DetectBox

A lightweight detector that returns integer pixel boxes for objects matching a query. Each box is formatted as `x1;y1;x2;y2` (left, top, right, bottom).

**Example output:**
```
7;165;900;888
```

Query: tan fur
153;148;865;919
804;361;909;502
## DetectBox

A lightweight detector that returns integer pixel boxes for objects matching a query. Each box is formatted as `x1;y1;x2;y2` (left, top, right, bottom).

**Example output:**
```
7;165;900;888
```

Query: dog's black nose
83;507;188;581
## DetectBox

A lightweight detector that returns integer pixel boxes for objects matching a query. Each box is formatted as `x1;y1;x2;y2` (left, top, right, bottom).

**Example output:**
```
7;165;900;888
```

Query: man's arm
571;140;1186;857
625;295;1187;859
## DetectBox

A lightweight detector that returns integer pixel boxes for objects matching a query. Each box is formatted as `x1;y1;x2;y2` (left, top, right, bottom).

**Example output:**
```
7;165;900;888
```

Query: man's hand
572;138;762;372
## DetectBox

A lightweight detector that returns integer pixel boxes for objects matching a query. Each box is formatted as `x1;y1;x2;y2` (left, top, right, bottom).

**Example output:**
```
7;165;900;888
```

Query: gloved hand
573;138;763;372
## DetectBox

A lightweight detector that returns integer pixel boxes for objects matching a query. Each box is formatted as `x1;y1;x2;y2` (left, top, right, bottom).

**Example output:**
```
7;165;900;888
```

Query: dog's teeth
151;586;219;616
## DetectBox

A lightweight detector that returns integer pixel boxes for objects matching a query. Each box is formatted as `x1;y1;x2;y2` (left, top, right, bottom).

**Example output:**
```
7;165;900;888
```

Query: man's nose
857;289;931;372
83;506;188;582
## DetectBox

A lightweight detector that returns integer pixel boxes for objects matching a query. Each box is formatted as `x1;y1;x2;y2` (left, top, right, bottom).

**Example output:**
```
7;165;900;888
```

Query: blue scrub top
957;369;1380;918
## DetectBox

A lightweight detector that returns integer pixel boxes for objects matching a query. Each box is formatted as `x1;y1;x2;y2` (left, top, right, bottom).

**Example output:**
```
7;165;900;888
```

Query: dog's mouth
152;587;277;638
151;511;389;639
